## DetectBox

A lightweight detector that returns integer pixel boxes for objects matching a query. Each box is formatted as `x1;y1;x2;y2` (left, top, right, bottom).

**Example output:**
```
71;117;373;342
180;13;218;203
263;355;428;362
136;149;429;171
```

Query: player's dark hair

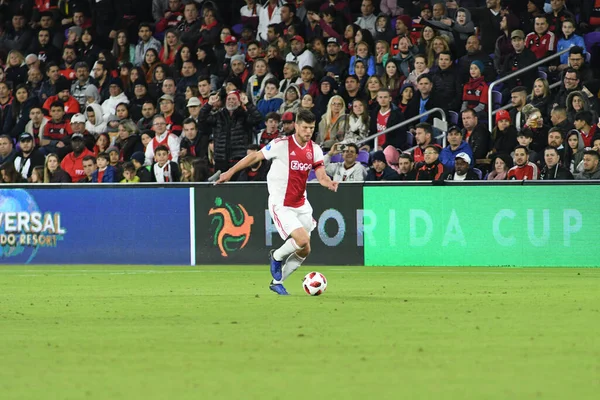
296;109;316;125
82;155;96;163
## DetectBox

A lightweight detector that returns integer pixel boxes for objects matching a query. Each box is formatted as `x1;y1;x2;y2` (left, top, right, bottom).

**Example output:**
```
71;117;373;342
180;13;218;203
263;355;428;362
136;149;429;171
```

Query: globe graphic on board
0;189;41;263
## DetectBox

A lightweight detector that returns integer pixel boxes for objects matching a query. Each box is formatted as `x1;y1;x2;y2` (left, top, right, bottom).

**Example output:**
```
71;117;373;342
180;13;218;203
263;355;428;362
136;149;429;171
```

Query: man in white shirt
324;143;368;182
355;0;377;36
256;0;282;43
285;35;317;70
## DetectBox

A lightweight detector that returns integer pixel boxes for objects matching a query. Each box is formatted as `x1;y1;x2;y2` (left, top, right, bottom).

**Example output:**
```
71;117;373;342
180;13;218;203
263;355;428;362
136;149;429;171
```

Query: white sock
273;238;301;261
281;252;306;282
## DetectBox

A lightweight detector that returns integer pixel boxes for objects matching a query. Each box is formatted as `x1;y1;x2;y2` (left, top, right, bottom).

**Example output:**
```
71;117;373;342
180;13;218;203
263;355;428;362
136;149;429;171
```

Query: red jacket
61;148;94;181
508;162;539;180
43;119;73;141
43;95;80;118
462;77;489;111
525;31;556;59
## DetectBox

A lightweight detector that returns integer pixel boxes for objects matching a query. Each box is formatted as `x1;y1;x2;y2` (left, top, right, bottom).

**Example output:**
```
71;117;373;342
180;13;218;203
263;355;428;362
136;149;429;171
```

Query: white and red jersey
261;135;324;208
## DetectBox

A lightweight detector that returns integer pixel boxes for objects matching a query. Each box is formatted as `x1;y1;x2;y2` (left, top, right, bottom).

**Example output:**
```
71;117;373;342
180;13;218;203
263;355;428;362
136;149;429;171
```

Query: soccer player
216;108;339;295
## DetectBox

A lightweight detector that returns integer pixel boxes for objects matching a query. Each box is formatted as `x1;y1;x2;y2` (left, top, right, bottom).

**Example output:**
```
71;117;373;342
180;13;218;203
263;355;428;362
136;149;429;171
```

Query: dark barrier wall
0;188;191;265
194;183;363;265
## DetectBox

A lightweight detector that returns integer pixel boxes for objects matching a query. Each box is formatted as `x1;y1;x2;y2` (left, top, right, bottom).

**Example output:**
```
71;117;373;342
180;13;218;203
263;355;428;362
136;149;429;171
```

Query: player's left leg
280;213;315;282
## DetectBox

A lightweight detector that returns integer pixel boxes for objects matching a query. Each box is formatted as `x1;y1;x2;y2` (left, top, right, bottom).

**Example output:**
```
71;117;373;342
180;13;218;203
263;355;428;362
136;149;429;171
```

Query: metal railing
487;48;570;126
357;107;447;148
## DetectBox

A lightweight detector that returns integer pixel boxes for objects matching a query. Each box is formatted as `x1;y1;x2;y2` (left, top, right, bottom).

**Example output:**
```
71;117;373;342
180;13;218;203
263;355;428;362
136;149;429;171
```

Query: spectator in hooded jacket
439;126;474;170
366;150;398;181
461;60;489;119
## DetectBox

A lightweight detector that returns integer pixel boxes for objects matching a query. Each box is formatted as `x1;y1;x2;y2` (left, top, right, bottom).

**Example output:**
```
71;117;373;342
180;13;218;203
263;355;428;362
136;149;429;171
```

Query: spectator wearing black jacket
467;0;503;54
415;145;448;181
198;90;263;173
457;35;495;85
369;89;407;150
13;132;45;180
540;146;573;179
431;51;461;112
404;74;440;123
365;150;399;181
238;144;271;181
180;118;208;159
462;109;491;162
500;30;538;92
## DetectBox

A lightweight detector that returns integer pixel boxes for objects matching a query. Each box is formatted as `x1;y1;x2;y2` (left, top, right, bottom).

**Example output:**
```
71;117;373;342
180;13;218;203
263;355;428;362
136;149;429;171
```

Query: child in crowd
92;152;116;182
151;145;180;182
120;162;140;183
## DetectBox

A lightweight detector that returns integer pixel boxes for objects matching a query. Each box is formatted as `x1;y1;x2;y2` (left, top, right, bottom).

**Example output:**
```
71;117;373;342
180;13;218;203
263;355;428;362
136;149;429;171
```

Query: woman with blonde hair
317;95;348;150
159;29;182;66
528;78;552;119
179;157;194;182
4;50;27;86
426;36;450;68
44;153;72;183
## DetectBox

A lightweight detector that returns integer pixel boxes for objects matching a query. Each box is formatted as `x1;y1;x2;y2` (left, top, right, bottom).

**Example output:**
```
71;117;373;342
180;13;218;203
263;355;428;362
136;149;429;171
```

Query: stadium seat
473;168;483;180
584;32;600;50
357;150;370;166
308;170;317;181
448;110;459;126
538;70;547;80
330;153;343;163
491;91;503;110
405;132;414;147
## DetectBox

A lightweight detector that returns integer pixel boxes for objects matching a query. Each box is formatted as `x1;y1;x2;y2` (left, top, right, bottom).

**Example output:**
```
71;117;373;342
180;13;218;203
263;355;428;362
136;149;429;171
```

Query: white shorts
269;201;316;241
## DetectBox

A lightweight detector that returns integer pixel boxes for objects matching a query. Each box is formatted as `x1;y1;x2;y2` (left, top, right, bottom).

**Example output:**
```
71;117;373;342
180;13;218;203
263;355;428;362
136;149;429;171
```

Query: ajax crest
209;197;254;257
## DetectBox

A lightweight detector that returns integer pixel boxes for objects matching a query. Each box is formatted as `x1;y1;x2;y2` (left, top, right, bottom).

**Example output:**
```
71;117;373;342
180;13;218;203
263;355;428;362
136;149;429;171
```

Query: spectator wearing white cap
440;152;480;180
70;113;95;151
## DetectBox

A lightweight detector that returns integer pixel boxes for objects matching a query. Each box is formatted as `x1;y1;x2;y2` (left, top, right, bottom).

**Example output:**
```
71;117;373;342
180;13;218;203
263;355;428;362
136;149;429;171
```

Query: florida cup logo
208;197;254;257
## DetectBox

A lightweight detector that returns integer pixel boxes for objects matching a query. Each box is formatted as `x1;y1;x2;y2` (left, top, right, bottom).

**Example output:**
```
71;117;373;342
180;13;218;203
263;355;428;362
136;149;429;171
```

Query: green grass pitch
0;266;598;400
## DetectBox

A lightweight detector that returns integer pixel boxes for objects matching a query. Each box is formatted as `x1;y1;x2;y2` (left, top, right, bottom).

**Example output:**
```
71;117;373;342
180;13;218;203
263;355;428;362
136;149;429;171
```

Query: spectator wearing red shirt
574;111;597;148
60;133;94;181
461;60;489;118
59;45;78;81
508;145;539;180
525;15;556;60
156;0;185;33
43;77;80;118
41;100;73;157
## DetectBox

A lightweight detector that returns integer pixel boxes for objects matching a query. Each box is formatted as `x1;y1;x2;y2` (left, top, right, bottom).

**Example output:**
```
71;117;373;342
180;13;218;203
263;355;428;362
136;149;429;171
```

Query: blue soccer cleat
269;281;289;295
269;250;282;281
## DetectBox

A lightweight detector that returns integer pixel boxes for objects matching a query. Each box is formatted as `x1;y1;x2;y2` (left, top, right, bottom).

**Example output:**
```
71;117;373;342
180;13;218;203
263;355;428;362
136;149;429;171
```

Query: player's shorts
269;201;316;241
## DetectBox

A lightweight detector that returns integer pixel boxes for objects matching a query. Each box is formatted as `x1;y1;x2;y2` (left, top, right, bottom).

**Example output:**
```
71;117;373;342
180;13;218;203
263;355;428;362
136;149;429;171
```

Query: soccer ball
303;272;327;296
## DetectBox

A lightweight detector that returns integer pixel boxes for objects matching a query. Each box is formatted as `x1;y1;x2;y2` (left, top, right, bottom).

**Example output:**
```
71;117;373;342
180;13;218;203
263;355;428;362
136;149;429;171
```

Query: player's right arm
215;151;266;184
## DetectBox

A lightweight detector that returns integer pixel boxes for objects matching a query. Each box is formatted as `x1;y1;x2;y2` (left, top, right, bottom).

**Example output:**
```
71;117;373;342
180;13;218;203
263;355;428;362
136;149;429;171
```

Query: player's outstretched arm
315;166;338;192
215;151;266;184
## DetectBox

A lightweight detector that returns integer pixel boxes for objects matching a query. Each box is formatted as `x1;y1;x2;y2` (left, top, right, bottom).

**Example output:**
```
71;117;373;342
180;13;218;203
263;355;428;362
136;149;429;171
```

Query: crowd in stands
0;0;599;184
